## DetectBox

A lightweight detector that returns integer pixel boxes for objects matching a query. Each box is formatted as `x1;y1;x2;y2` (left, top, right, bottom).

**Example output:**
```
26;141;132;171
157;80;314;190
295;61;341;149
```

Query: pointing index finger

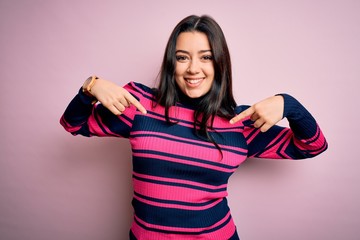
124;92;147;114
230;106;255;124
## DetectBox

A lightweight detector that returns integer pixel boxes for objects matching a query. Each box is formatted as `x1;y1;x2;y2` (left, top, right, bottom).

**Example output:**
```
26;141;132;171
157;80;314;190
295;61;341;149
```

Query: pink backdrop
1;0;359;239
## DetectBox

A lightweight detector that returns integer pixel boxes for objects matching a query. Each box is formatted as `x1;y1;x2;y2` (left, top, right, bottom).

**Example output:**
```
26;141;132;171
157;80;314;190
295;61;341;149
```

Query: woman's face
174;31;215;98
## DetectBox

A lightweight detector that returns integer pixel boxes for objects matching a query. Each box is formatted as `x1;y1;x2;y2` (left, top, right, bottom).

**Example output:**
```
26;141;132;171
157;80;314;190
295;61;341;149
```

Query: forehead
176;31;211;50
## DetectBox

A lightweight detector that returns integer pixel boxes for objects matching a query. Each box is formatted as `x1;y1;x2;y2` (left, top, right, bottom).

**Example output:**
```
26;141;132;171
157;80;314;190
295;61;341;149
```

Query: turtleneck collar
176;87;208;109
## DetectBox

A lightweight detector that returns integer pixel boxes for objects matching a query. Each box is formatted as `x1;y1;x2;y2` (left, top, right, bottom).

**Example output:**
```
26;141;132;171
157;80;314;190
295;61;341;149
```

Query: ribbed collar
177;88;208;110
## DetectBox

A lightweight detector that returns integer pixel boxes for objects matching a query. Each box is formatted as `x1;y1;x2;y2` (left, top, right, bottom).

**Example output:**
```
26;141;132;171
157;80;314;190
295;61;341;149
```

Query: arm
231;94;327;159
60;77;147;137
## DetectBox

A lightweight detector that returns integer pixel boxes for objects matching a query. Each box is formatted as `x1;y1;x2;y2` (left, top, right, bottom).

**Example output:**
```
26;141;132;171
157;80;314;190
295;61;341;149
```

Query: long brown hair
156;15;237;152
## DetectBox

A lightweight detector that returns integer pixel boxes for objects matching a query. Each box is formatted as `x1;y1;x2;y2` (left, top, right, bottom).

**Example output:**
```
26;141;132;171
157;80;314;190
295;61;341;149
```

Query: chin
186;92;204;98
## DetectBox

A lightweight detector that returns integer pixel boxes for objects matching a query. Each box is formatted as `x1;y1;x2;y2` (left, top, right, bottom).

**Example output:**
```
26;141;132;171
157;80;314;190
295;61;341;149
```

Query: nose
187;59;200;74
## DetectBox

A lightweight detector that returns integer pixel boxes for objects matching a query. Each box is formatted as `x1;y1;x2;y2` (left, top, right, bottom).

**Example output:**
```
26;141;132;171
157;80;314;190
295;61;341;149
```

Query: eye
176;55;189;62
201;55;213;61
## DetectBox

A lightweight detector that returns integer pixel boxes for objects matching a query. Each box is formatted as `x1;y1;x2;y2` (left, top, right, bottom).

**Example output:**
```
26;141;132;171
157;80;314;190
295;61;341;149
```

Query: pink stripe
245;127;261;144
133;194;222;211
294;131;327;151
212;115;241;129
134;172;227;190
313;143;328;154
259;130;292;158
276;136;292;159
293;138;311;151
131;137;245;166
131;219;236;240
118;107;136;128
293;139;327;155
136;99;197;129
133;178;227;203
87;109;110;136
132;130;247;154
266;128;289;149
303;125;322;142
255;131;292;159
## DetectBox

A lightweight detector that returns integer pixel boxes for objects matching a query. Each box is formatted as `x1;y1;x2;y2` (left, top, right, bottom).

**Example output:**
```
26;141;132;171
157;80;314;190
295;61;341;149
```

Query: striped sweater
60;82;327;239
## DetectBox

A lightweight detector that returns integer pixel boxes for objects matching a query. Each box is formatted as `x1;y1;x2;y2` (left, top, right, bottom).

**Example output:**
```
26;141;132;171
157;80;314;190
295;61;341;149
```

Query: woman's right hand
88;77;147;115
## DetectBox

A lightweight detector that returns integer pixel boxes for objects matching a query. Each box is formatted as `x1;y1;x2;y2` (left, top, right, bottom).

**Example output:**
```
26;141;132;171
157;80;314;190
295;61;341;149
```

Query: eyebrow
175;50;212;54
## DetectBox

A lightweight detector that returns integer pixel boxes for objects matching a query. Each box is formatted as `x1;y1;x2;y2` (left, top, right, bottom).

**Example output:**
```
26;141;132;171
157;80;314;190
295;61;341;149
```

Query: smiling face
174;31;215;98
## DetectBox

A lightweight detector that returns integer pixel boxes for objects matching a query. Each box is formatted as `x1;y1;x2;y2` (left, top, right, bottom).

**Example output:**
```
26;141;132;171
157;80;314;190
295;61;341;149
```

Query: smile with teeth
185;78;205;84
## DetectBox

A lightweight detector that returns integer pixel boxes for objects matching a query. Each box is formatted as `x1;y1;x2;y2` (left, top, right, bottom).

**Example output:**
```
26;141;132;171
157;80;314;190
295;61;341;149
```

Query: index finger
229;106;255;124
124;92;147;114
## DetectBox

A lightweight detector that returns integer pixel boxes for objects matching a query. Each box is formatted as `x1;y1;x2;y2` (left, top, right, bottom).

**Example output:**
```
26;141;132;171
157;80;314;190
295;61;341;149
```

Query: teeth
186;78;203;84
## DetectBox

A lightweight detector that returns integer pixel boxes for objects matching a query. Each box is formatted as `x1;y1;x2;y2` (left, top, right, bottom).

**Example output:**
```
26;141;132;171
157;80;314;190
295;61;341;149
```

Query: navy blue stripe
213;125;244;131
299;141;327;154
95;105;131;137
129;82;157;102
310;141;328;153
147;110;195;126
134;191;218;207
283;137;328;159
245;125;258;142
121;113;133;125
305;127;321;144
132;132;217;151
133;197;230;229
134;209;232;235
148;109;243;132
94;109;112;136
130;90;154;102
76;124;91;137
132;155;233;186
132;82;156;98
133;149;238;170
133;174;227;192
276;140;289;158
248;125;284;157
256;128;289;157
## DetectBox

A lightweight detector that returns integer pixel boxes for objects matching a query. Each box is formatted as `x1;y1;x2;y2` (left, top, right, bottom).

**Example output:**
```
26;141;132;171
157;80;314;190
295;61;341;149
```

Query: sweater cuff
78;87;97;105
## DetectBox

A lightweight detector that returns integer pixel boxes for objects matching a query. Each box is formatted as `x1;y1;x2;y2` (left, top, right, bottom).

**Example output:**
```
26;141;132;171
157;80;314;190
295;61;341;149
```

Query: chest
130;113;248;168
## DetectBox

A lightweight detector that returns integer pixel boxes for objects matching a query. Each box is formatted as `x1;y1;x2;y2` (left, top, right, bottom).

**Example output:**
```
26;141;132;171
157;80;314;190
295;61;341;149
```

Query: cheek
204;66;215;78
175;63;187;76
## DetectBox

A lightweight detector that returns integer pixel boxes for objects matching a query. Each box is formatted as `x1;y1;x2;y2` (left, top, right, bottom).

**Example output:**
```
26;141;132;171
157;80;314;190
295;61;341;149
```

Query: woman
60;15;327;240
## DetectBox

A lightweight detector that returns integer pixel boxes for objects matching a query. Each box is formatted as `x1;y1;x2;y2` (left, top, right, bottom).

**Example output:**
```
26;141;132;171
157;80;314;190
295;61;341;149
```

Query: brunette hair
156;15;237;153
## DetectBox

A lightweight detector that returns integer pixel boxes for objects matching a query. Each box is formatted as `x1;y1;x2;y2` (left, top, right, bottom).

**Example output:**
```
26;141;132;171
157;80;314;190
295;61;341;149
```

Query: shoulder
123;81;156;101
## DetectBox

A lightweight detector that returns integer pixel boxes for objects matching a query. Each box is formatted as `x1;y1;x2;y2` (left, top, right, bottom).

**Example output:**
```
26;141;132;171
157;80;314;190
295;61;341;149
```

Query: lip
184;77;205;86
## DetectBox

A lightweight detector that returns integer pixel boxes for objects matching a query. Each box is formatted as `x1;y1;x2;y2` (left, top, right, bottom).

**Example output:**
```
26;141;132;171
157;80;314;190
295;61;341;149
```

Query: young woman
60;15;327;240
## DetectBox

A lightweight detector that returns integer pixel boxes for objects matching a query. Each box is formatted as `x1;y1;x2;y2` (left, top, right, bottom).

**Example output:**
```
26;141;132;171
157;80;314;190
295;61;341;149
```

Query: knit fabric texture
60;82;327;239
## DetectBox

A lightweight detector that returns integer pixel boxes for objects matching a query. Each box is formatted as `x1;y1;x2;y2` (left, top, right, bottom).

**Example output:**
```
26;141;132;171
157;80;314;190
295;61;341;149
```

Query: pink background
1;0;359;239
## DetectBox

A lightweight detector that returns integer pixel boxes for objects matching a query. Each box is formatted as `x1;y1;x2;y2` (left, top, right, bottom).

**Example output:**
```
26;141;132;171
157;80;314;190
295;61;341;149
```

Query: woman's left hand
230;95;284;132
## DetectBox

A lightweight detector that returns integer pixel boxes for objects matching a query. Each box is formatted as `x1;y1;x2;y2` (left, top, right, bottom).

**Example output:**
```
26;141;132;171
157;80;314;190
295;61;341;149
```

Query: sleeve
59;82;150;138
239;94;328;159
